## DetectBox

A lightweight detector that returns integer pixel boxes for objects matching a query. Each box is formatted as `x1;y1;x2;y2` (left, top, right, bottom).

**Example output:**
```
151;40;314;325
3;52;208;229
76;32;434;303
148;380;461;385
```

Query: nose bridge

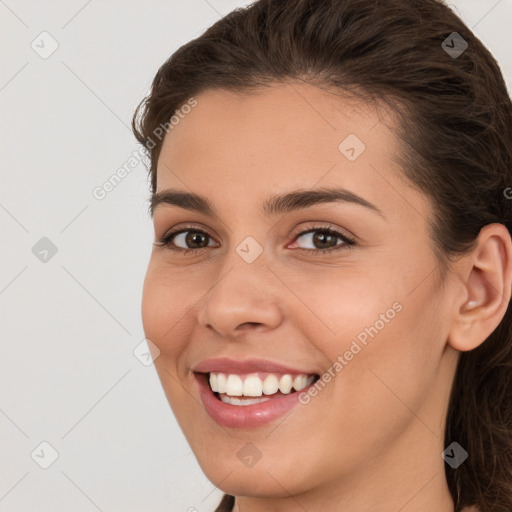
197;239;283;335
215;229;273;292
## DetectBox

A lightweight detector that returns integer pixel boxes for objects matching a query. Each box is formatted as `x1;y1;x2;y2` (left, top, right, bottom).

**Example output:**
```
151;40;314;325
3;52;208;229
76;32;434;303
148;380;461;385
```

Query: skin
141;81;512;512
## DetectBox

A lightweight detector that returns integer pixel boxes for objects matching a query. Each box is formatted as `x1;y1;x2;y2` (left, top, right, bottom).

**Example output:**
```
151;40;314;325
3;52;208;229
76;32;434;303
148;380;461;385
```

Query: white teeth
243;375;263;397
216;373;227;394
208;372;316;397
219;395;271;406
225;374;243;396
209;373;217;392
262;375;279;395
292;374;307;391
278;374;293;394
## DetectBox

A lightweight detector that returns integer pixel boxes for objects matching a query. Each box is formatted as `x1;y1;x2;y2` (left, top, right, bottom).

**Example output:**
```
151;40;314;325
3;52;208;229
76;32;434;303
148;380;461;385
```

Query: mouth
193;370;321;428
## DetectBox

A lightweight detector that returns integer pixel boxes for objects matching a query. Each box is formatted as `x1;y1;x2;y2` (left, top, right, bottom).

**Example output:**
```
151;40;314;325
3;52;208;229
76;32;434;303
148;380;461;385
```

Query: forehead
154;82;430;225
158;82;389;172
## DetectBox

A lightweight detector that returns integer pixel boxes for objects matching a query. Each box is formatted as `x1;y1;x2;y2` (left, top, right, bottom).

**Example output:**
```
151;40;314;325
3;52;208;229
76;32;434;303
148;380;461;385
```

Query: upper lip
192;357;319;376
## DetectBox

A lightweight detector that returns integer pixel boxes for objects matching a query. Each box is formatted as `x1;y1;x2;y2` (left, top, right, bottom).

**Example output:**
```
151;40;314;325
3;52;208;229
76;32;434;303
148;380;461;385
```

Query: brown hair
132;1;512;511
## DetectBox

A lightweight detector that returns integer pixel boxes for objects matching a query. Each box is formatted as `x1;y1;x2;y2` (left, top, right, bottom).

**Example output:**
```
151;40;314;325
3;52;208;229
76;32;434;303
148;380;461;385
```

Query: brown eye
156;227;216;252
289;226;356;254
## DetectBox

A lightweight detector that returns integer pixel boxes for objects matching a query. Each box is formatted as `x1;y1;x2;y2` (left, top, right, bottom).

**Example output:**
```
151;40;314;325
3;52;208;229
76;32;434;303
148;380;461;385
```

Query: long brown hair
132;1;512;510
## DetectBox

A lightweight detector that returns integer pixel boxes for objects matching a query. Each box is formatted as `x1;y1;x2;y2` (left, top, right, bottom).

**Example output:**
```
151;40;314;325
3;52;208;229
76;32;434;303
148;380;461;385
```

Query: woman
132;0;512;511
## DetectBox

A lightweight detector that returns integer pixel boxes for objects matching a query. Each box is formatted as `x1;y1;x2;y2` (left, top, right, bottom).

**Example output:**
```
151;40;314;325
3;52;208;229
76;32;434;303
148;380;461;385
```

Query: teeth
209;373;217;392
208;372;316;397
243;375;263;397
262;375;279;395
216;373;227;394
278;374;293;394
225;374;243;395
220;395;271;406
293;374;307;391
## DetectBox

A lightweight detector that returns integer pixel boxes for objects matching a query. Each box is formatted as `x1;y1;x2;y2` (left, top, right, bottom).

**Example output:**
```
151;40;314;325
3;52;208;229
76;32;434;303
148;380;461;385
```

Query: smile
192;358;321;428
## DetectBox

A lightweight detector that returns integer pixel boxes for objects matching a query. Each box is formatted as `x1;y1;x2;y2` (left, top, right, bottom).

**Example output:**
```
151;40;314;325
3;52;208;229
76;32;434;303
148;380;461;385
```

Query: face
142;82;459;501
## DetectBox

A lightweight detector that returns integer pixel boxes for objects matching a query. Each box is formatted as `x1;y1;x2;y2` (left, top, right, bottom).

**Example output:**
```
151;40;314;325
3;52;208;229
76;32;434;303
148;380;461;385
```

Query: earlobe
447;223;512;353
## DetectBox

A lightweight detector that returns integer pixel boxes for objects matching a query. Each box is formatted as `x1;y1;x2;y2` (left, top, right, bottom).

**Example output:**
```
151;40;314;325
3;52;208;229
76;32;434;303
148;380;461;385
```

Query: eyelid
156;222;214;242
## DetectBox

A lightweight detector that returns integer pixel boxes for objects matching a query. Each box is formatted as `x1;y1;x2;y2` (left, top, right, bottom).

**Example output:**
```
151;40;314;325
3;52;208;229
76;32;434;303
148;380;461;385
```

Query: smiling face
142;82;460;508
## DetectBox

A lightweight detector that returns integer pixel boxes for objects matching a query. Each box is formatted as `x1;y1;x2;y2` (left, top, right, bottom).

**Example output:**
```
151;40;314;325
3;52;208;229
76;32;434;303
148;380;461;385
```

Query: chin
194;448;318;500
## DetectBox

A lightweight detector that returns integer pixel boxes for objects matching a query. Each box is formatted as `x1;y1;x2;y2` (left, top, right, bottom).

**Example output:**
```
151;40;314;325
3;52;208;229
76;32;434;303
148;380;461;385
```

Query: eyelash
154;224;356;255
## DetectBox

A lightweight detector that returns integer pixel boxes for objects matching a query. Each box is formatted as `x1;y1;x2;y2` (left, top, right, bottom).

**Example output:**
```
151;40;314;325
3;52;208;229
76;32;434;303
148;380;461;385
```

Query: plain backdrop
1;1;511;511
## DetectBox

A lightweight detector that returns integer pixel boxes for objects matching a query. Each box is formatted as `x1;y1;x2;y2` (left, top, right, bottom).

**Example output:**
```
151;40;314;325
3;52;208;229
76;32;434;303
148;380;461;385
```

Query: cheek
325;286;445;437
297;266;443;420
141;264;191;357
141;265;199;423
141;270;166;346
287;267;403;358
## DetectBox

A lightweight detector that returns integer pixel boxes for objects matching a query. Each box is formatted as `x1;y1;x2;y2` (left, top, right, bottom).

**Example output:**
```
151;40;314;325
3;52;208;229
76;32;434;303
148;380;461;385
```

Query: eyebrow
150;186;385;219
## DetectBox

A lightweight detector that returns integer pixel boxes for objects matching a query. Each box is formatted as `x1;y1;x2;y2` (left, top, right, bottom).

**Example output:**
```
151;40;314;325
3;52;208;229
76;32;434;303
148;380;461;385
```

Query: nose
196;257;283;339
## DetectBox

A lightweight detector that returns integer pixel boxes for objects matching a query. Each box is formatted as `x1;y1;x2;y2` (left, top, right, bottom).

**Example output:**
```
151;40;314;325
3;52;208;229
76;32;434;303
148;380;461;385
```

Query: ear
448;223;512;352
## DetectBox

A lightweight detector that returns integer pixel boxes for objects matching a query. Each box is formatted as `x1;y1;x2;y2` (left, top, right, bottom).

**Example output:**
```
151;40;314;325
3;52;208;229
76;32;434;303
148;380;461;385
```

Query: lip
194;372;318;429
192;357;318;376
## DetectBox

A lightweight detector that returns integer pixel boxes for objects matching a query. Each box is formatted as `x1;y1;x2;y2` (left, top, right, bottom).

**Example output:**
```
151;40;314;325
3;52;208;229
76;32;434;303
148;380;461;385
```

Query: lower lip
195;373;314;429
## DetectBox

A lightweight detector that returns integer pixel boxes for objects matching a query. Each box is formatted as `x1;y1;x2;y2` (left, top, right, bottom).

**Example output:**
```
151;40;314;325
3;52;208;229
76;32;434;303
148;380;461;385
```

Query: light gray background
1;1;511;511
